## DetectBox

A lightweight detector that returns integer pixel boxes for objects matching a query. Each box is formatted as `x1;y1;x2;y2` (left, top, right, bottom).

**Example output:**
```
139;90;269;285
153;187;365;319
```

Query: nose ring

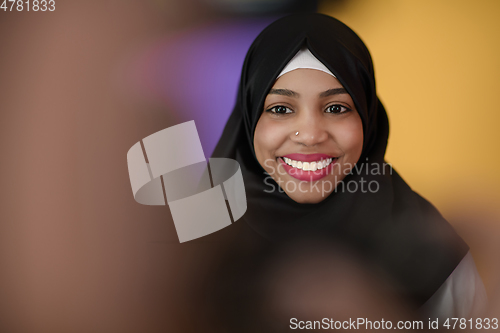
295;131;299;136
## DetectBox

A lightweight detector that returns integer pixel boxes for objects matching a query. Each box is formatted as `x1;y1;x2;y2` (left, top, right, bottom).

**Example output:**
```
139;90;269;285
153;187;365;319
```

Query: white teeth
282;157;334;171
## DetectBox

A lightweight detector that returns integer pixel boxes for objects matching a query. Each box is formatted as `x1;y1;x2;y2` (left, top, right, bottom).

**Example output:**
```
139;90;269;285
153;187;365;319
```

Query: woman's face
254;69;364;204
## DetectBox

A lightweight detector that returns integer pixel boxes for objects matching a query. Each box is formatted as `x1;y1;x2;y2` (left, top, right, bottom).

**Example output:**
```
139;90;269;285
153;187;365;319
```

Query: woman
211;13;486;321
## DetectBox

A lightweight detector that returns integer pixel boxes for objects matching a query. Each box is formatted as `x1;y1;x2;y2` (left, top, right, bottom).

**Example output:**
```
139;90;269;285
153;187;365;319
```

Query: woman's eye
326;104;351;114
267;105;292;114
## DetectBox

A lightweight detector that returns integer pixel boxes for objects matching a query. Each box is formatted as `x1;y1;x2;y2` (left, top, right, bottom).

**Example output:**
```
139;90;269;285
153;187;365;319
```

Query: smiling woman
211;13;486;322
254;58;364;203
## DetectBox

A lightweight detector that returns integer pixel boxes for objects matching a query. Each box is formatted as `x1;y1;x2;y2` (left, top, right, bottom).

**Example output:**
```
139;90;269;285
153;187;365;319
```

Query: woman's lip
278;157;337;182
281;153;335;162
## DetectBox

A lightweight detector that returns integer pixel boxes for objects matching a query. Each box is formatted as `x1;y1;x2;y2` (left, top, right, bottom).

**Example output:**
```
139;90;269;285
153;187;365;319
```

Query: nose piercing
295;131;299;136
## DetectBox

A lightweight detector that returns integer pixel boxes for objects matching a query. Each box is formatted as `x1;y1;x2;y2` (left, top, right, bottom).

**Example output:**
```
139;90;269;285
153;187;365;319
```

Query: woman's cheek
335;116;364;158
255;119;288;157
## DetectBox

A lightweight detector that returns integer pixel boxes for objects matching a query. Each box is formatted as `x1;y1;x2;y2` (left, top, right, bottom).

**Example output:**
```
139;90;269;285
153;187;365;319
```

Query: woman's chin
283;189;334;204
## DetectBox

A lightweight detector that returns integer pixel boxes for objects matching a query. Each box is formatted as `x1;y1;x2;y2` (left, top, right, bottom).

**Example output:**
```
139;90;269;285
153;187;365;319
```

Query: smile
282;157;334;171
278;153;338;182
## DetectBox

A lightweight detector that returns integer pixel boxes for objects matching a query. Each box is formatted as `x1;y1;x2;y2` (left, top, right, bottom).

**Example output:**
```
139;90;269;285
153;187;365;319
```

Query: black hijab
212;13;468;306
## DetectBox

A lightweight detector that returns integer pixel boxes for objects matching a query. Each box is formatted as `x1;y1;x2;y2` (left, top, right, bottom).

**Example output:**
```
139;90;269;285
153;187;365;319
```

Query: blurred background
0;0;499;331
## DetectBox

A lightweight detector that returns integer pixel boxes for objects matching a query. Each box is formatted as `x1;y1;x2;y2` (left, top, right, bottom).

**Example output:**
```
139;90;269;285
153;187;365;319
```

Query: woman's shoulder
420;250;488;320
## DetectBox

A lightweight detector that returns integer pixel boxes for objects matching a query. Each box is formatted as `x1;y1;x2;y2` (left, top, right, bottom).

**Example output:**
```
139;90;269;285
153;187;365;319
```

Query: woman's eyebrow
268;88;299;97
319;88;348;97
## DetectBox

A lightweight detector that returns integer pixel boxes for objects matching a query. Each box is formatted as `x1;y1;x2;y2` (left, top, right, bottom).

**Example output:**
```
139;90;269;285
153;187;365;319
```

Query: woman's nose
291;112;329;146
